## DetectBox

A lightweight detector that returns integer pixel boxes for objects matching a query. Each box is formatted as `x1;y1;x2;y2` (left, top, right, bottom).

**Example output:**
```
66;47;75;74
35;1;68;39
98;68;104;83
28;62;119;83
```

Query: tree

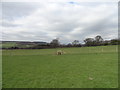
94;35;103;45
72;40;79;46
50;38;60;47
67;43;72;47
84;38;94;46
110;39;119;45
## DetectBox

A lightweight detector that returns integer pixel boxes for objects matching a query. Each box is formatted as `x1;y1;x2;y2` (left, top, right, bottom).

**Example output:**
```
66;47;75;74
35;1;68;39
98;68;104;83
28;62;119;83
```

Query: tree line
49;35;119;48
3;35;120;49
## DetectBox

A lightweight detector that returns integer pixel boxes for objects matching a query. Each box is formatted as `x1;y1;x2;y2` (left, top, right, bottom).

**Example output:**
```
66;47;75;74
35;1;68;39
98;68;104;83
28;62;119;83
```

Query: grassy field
0;42;17;48
2;45;118;88
0;42;35;49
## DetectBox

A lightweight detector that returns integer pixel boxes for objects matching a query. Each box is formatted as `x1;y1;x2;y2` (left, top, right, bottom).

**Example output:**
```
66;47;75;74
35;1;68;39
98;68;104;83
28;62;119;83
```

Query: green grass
2;45;118;88
1;42;17;48
0;42;34;49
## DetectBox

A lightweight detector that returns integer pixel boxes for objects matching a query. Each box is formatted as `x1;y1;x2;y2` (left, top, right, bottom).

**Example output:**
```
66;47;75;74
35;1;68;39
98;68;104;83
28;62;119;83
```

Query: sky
1;0;118;44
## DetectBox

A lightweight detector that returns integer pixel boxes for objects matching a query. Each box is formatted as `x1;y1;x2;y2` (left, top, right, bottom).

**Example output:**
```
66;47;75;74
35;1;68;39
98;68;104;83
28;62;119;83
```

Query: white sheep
56;50;63;55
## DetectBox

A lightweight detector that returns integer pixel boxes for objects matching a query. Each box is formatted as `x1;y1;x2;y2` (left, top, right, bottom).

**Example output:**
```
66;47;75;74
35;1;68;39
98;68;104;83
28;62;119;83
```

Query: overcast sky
1;1;118;44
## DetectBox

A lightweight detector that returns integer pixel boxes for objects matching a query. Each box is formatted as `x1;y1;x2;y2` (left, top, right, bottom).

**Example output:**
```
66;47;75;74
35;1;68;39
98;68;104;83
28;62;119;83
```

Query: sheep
56;50;63;55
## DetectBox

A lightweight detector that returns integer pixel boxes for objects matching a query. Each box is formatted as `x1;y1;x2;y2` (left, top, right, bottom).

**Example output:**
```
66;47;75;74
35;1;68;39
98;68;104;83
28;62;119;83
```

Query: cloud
1;1;118;44
1;0;119;2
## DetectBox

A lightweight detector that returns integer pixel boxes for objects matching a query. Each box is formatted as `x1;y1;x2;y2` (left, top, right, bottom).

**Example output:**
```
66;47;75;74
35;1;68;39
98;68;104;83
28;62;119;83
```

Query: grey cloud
78;18;117;39
1;21;19;27
2;2;38;20
1;2;118;44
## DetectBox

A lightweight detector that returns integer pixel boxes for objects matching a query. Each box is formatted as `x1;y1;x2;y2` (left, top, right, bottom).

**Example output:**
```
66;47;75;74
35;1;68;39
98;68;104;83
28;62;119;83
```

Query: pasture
1;42;17;49
2;45;118;88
